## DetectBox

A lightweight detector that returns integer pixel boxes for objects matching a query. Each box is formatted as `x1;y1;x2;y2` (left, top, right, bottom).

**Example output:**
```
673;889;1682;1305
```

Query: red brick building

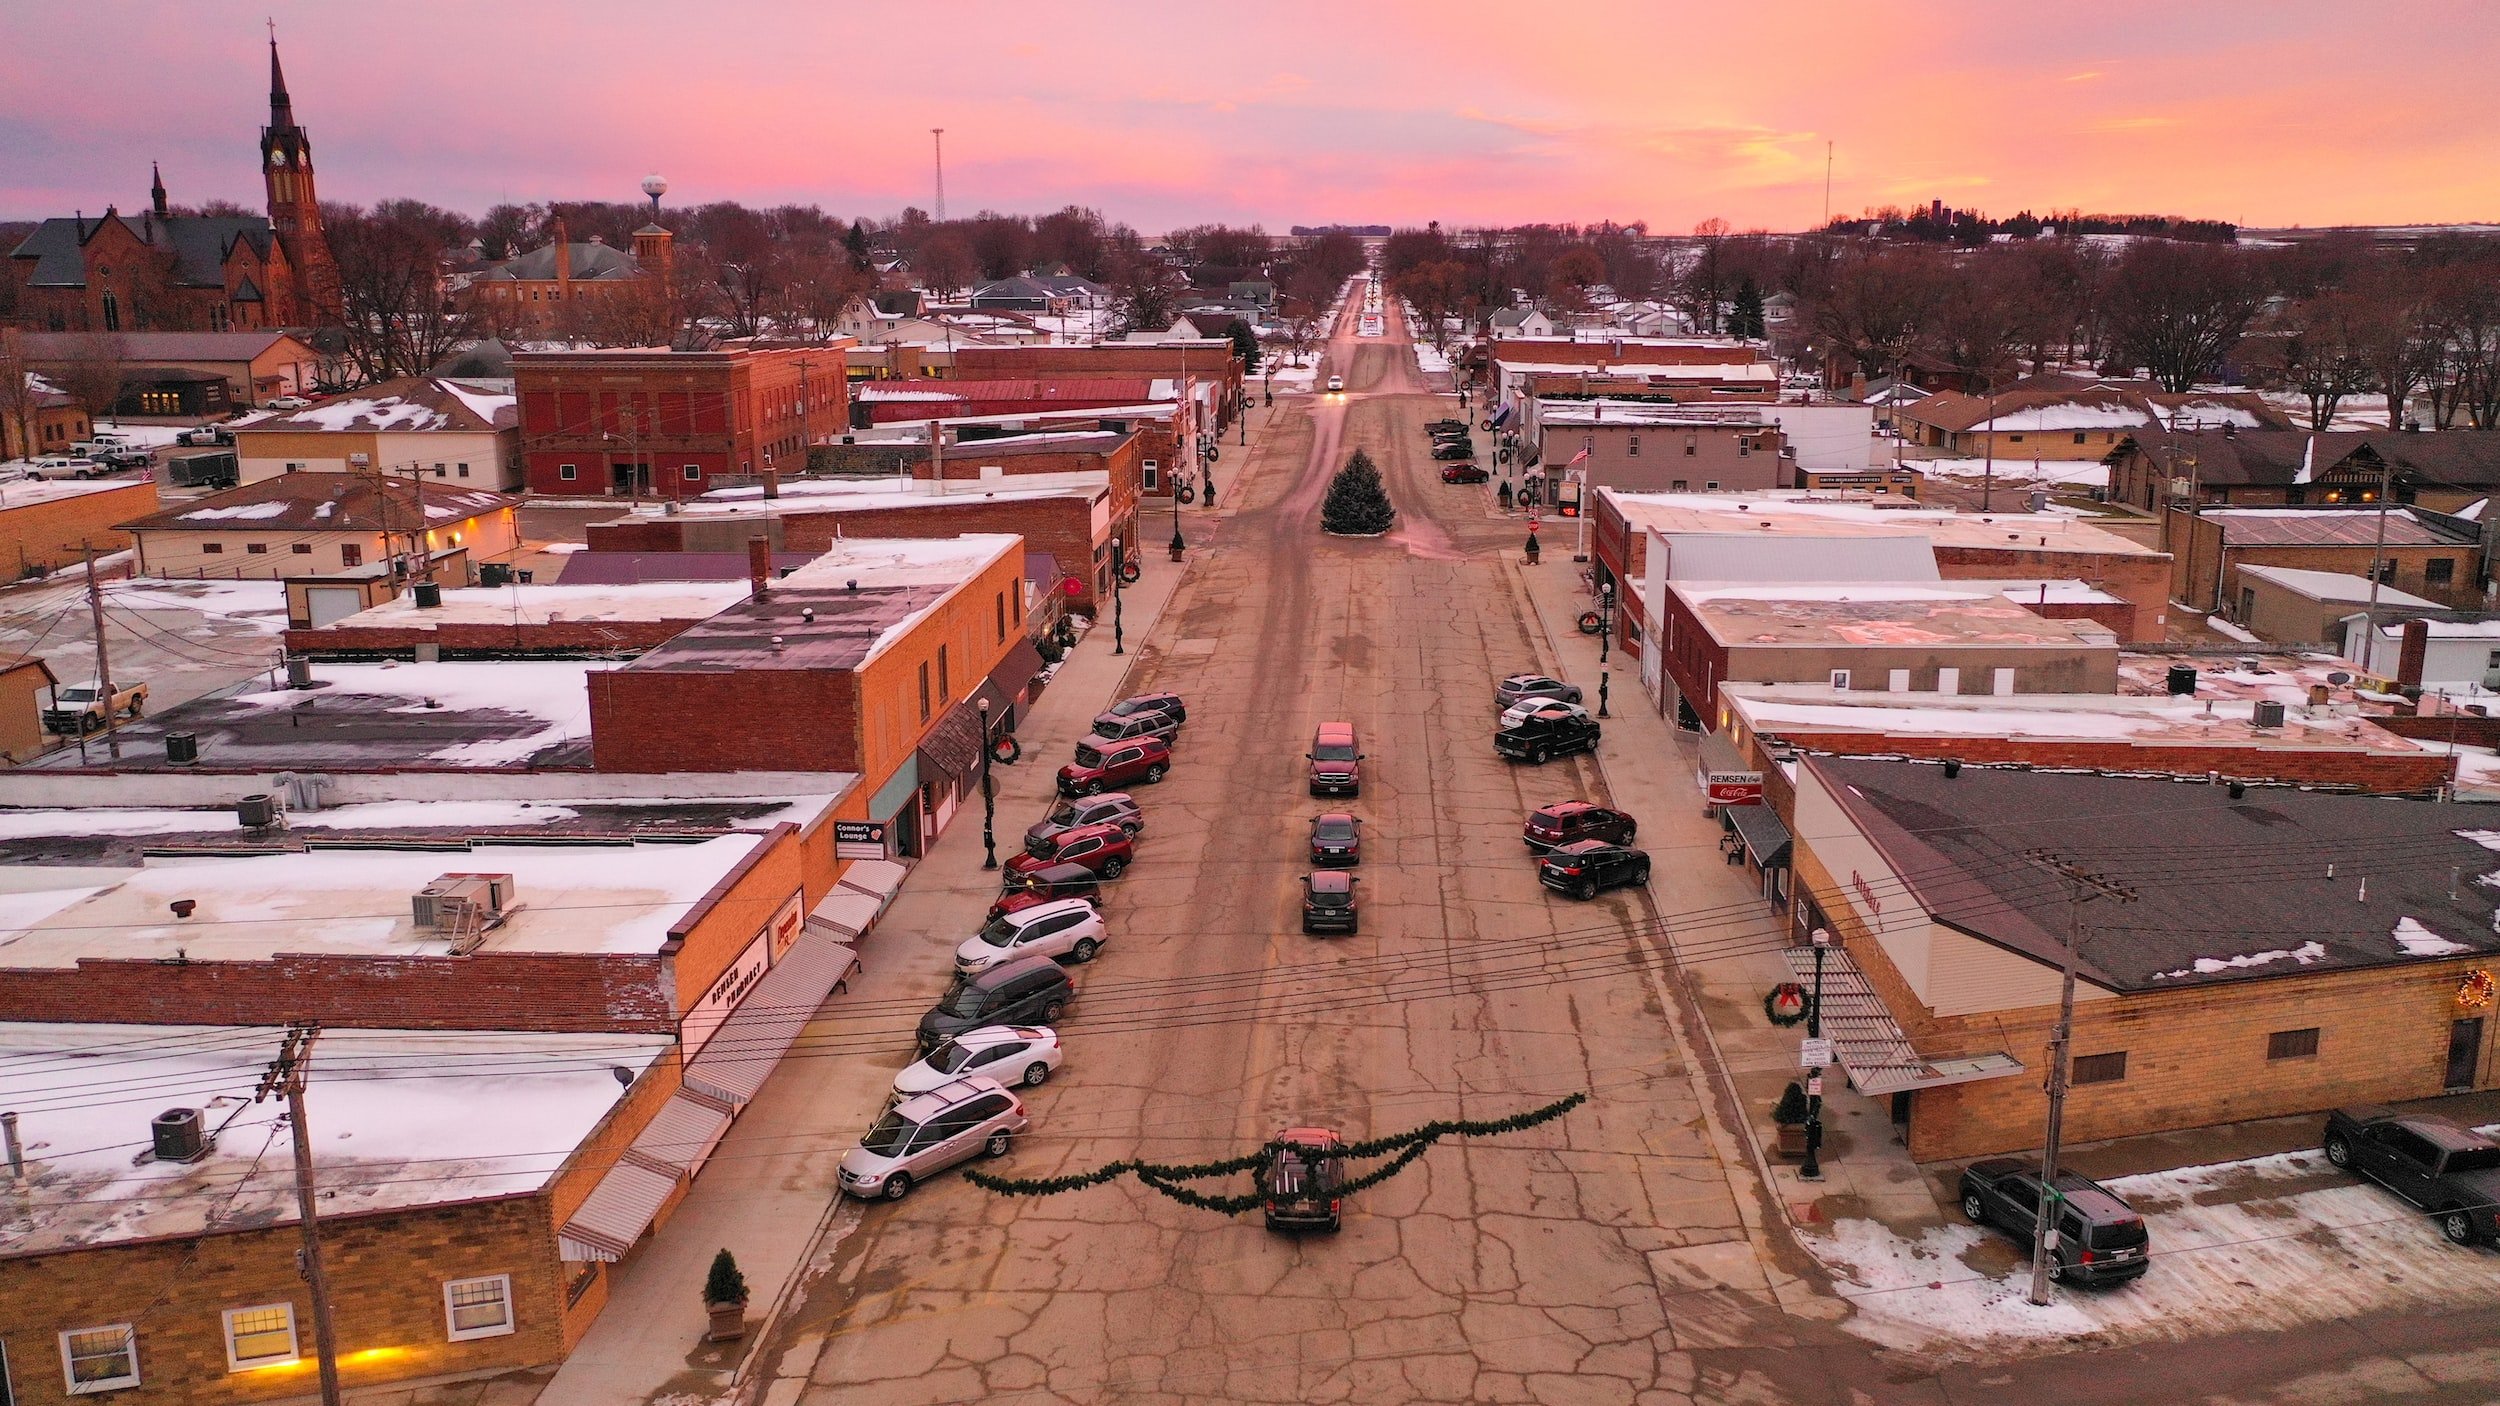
945;342;1244;427
515;341;852;498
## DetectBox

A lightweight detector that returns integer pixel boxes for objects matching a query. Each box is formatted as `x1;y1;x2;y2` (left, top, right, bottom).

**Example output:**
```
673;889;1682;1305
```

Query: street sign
1528;516;1540;531
1799;1038;1833;1069
1807;1074;1824;1097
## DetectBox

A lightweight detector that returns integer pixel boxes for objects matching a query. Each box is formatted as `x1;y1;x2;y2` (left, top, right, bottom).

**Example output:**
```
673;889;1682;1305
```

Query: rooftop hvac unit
2251;700;2287;729
152;1107;210;1164
2483;669;2500;692
412;872;518;949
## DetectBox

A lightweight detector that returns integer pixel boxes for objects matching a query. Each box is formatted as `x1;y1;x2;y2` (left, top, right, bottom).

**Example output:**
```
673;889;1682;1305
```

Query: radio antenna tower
932;129;947;222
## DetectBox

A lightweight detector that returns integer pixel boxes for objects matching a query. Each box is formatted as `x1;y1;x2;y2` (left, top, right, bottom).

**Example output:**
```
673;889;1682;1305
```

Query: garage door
306;586;365;627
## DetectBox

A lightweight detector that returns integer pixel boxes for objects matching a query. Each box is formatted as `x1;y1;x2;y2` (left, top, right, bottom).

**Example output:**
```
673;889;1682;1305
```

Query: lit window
60;1324;139;1393
221;1304;298;1371
444;1275;515;1341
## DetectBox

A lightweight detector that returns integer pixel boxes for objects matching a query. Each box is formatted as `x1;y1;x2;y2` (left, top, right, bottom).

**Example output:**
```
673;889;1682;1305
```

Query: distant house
1489;307;1559;339
967;277;1068;313
465;218;673;332
118;472;521;579
2109;428;2500;518
230;376;521;488
1227;280;1275;307
1;371;90;460
1896;382;2287;461
0;654;58;763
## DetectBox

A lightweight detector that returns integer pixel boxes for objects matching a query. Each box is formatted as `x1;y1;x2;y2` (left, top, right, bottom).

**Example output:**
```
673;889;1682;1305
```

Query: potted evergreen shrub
1771;1081;1811;1160
703;1248;750;1342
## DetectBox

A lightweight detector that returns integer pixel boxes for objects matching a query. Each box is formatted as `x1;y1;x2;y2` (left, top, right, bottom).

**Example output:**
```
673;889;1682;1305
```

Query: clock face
269;147;286;168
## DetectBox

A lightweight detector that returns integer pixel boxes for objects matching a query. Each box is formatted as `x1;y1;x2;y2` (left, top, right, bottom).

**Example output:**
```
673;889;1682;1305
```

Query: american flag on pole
1566;449;1590;467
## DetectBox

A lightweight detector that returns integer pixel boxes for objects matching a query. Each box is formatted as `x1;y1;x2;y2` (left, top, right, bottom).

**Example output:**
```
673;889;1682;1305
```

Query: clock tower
259;35;336;321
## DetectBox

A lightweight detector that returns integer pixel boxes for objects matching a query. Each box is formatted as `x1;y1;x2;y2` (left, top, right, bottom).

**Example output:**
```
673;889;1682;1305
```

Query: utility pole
1980;378;1999;513
2020;851;2136;1306
1822;141;1834;230
258;1025;343;1406
2359;457;2395;645
81;540;120;761
784;359;810;501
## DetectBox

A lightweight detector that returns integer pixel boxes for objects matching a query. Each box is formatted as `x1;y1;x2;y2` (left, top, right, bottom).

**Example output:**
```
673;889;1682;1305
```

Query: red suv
1059;735;1171;797
1003;821;1134;881
1523;802;1637;851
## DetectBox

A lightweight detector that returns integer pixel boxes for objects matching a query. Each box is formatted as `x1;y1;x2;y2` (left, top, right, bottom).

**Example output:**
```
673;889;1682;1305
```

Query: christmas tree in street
1320;449;1395;536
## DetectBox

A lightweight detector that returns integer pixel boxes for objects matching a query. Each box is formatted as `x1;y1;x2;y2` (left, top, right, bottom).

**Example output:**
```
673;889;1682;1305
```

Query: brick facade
283;616;699;660
0;480;157;579
2167;510;2484;614
1931;544;2170;642
1754;732;2453;796
516;344;851;499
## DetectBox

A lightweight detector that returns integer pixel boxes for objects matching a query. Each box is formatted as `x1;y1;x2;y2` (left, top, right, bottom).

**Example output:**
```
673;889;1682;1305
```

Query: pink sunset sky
5;0;2492;232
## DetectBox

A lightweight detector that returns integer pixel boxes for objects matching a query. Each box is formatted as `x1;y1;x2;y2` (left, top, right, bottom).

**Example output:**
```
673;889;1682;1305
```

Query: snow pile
105;579;289;630
174;500;293;523
0;799;583;840
2393;916;2473;956
2152;940;2326;980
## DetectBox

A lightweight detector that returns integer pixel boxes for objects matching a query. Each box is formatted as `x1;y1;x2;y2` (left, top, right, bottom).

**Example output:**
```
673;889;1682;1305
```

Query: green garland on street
964;1092;1586;1213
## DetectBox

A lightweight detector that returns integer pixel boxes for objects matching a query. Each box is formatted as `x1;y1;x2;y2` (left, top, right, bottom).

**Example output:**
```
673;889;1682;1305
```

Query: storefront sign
681;934;771;1057
835;820;888;860
765;892;805;961
1799;1038;1833;1070
1704;769;1763;805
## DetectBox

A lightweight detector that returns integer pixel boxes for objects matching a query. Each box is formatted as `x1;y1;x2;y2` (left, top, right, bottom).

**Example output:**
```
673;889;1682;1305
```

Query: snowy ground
1261;355;1321;394
0;571;285;724
1811;1136;2500;1360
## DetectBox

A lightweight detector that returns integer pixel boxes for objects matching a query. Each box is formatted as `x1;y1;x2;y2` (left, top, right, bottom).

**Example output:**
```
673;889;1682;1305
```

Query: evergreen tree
704;1248;749;1306
843;220;874;272
1320;449;1394;535
1730;278;1767;340
1226;317;1260;372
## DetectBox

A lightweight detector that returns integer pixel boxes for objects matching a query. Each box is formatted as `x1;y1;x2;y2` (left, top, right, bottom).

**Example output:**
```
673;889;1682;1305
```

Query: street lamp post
978;698;997;870
1598;579;1613;664
1801;926;1831;1182
1170;480;1186;560
1111;538;1125;655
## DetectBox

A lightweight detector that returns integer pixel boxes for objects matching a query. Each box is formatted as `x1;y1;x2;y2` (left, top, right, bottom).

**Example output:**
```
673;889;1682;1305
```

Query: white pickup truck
43;679;147;735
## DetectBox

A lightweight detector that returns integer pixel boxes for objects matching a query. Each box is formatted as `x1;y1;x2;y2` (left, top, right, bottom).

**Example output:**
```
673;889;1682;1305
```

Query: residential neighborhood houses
8;13;2500;1406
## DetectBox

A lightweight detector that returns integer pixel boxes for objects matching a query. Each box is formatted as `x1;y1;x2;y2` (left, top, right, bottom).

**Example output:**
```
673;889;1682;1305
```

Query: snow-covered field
1813;1136;2500;1359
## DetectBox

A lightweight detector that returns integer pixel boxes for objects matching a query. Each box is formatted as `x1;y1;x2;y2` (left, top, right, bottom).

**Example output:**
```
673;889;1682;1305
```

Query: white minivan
837;1076;1026;1200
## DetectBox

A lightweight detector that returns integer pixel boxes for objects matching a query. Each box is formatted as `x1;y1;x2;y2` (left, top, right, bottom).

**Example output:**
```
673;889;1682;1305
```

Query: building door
2446;1017;2484;1091
611;461;647;496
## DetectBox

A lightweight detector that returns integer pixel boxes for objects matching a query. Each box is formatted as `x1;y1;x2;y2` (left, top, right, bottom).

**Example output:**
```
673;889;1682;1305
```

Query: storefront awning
916;699;989;784
681;931;859;1107
1725;804;1792;869
1783;944;2025;1098
630;1090;734;1176
559;1157;678;1262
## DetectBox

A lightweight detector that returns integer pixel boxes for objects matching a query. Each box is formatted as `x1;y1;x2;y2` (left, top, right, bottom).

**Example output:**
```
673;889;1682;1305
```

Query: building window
559;463;578;481
59;1325;138;1393
1627;435;1640;458
919;662;931;722
1142;459;1160;491
341;544;362;567
101;291;120;332
434;463;448;478
1670;479;1689;492
2008;433;2025;443
221;1304;298;1371
2073;432;2088;444
2072;1051;2128;1085
246;543;269;555
2427;558;2456;585
2376;560;2397;584
1738;438;1752;457
684;464;702;481
1684;435;1697;456
995;592;1007;642
457;463;471;478
2268;1027;2321;1060
1705;480;1721;490
202;543;224;555
444;1275;515;1341
291;544;312;555
285;462;304;473
938;645;951;701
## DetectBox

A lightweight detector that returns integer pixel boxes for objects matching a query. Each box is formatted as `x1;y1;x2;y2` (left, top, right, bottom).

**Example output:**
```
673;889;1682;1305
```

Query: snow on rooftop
101;578;289;630
1722;683;2421;749
326;580;750;629
172;500;293;523
0;478;155;509
2154;940;2328;980
0;1023;670;1254
776;533;1021;594
0;832;765;967
1677;582;1995;604
289;396;449;433
2236;564;2442;609
690;470;1105;513
2393;916;2473;957
0;799;585;840
229;660;608;766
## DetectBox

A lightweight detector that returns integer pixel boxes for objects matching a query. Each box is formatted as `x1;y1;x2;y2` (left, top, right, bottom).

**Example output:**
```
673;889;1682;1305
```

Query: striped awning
631;1090;734;1175
558;1158;678;1262
681;932;856;1107
1783;943;2025;1098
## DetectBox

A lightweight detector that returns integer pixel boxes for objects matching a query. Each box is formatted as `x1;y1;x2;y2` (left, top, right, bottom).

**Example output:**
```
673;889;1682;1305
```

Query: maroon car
1440;463;1489;484
1003;821;1134;881
1523;801;1638;851
1058;735;1172;797
989;863;1100;920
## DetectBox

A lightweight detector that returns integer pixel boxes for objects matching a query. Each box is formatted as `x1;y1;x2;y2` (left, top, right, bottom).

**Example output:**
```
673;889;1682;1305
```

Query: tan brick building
0;478;157;579
1781;756;2500;1162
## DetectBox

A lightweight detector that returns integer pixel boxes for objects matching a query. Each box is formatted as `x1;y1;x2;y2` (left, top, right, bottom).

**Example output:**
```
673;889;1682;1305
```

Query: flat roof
1723;682;2426;753
0;1022;671;1256
2237;563;2444;608
1807;755;2500;992
0;478;155;511
1673;581;2119;648
1602;488;2165;558
617;535;1018;674
319;580;753;631
1539;402;1773;427
0;832;767;966
664;470;1106;519
2200;507;2472;548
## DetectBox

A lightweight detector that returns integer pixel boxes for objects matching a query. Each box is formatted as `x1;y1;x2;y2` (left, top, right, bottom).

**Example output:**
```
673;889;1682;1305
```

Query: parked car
956;897;1107;972
1326;375;1344;392
264;395;313;411
893;1026;1063;1098
75;443;150;469
1523;802;1637;851
1089;709;1180;746
43;679;146;735
1308;813;1362;867
1307;722;1363;797
2324;1106;2500;1245
1440;463;1489;484
1430;442;1475;462
176;426;235;447
917;955;1075;1054
1025;793;1142;850
1058;735;1171;796
1003;821;1133;881
1103;691;1187;727
1537;839;1650;899
1426;419;1468;433
1300;870;1358;935
1496;673;1583;709
987;863;1100;921
837;1076;1027;1200
1497;707;1600;764
24;457;105;480
1957;1160;2152;1284
1500;697;1590;731
1262;1128;1348;1232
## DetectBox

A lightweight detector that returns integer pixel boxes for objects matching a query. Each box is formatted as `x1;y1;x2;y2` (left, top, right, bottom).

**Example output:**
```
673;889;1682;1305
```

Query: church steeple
257;26;335;321
268;32;295;130
150;162;167;218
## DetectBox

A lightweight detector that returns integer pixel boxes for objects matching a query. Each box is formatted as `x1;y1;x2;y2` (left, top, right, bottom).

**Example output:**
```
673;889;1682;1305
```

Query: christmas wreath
1763;982;1813;1027
964;1092;1585;1215
2460;969;2496;1013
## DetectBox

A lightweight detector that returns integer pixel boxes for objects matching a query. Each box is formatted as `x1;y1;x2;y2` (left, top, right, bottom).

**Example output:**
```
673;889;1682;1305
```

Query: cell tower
932;129;946;222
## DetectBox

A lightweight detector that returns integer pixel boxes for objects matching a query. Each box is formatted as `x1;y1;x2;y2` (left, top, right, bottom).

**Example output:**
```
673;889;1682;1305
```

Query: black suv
917;955;1075;1054
1496;708;1600;764
1537;840;1649;899
1103;691;1187;727
1431;441;1475;461
2325;1106;2500;1245
1957;1161;2151;1285
1262;1128;1348;1232
1300;871;1358;935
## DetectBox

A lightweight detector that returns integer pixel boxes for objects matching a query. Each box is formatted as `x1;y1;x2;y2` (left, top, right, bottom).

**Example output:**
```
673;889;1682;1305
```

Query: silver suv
837;1076;1027;1200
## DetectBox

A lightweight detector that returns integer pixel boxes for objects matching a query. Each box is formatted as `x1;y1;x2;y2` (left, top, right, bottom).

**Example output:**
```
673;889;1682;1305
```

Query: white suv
893;1026;1062;1098
956;897;1106;973
837;1076;1026;1200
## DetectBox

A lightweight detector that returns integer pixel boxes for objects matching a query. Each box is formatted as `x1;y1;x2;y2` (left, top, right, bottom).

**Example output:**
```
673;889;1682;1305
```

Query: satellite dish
2326;671;2352;685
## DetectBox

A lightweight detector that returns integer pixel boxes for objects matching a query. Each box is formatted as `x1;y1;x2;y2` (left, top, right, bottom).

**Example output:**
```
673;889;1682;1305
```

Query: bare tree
1675;217;1733;332
1109;252;1186;335
1927;254;2030;388
2251;291;2375;430
2101;241;2267;392
0;330;40;461
326;199;477;380
1392;261;1470;351
1802;246;1947;380
2425;263;2500;429
51;335;128;426
2345;262;2439;430
916;233;975;299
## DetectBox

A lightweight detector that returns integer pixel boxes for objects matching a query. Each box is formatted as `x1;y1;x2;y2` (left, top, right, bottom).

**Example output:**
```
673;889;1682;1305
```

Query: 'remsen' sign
1704;768;1763;805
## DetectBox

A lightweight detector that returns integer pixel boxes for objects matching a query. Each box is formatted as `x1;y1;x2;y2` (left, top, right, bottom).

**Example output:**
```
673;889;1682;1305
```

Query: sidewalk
532;566;1190;1406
